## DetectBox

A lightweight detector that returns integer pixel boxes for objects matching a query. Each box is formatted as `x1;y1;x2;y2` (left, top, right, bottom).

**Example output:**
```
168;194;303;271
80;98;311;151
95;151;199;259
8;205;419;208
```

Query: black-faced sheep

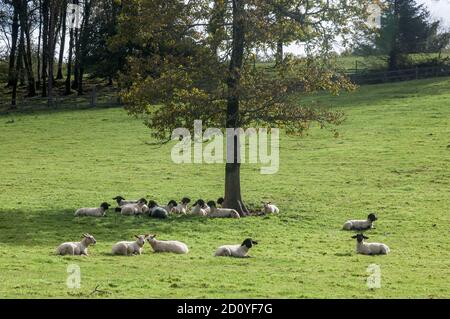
343;213;378;231
75;202;111;217
214;238;258;258
352;234;390;255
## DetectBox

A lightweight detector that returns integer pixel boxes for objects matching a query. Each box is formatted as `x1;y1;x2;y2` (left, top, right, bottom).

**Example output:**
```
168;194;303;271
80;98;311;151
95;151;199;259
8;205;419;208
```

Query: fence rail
346;65;450;85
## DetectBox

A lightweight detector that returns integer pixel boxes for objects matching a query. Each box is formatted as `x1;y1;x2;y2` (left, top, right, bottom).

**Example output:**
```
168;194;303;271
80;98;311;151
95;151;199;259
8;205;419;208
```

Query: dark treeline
0;0;124;108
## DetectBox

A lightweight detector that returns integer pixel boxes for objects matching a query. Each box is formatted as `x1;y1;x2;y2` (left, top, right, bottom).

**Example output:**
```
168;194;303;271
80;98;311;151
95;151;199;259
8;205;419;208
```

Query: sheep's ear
352;235;358;239
134;235;139;238
363;235;369;239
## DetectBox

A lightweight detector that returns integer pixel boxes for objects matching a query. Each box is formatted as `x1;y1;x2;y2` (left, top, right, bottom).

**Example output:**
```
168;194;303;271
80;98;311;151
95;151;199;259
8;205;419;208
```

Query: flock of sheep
57;196;390;257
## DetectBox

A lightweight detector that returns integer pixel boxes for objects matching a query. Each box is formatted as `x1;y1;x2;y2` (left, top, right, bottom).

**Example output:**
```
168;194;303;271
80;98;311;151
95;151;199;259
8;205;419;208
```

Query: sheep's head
113;196;125;203
181;197;191;204
217;198;225;205
141;205;150;215
138;198;148;205
196;199;206;208
148;201;158;208
168;200;178;207
146;234;157;242
83;234;97;245
101;202;111;210
207;201;216;208
134;235;146;246
368;213;378;222
262;202;272;208
242;238;258;249
352;234;369;243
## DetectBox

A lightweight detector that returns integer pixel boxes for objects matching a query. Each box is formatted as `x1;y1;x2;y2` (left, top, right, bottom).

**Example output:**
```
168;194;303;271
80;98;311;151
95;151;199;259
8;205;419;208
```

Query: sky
285;0;450;55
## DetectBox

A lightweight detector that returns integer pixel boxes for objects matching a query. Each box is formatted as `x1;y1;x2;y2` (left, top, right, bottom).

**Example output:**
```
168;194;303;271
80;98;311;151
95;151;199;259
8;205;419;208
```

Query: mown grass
0;77;449;299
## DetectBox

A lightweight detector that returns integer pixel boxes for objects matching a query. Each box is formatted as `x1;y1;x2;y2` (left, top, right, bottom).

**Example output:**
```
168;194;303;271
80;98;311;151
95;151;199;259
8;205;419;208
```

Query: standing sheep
146;234;189;254
214;238;258;258
75;202;111;217
207;201;241;219
343;213;378;231
112;235;148;256
352;234;390;255
56;234;97;256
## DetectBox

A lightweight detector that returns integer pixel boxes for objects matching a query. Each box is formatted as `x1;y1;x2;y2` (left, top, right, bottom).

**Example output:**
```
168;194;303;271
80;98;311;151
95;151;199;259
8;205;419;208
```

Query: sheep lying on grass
343;213;378;231
112;235;148;256
119;200;149;216
352;234;390;255
163;200;178;214
207;201;240;219
75;202;111;217
172;198;191;214
148;201;169;219
262;202;280;214
214;238;258;258
191;200;208;216
146;234;189;254
113;196;141;207
56;234;97;256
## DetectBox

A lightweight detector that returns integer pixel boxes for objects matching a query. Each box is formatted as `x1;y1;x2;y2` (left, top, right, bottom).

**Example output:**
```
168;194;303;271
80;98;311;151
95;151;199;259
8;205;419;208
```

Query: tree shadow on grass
0;208;267;246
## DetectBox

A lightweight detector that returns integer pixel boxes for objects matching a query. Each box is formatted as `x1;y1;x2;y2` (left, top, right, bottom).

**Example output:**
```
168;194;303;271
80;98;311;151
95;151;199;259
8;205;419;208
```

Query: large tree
356;0;450;70
116;0;371;215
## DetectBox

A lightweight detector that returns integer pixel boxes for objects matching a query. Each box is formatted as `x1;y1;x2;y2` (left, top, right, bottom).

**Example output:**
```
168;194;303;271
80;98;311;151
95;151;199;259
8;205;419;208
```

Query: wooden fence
347;65;450;85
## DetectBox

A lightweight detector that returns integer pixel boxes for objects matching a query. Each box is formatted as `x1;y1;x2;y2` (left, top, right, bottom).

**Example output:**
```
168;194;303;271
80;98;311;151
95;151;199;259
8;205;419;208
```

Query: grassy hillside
0;77;449;298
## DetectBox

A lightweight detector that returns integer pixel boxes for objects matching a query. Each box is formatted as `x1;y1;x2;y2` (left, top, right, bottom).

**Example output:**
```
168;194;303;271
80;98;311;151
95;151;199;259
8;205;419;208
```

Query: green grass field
0;77;449;299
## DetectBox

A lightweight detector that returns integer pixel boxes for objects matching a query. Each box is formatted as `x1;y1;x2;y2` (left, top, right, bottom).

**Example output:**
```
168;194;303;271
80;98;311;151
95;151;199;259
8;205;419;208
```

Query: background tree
118;0;372;215
355;0;450;70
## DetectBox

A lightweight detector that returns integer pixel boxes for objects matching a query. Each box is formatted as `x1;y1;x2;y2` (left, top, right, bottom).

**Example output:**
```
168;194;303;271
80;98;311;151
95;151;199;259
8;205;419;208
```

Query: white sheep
120;201;149;216
113;196;139;207
75;202;111;217
112;235;148;256
56;234;97;256
207;201;240;219
214;238;258;258
262;202;280;214
343;213;378;231
163;200;178;214
352;234;390;255
146;234;189;254
191;199;208;216
172;197;191;214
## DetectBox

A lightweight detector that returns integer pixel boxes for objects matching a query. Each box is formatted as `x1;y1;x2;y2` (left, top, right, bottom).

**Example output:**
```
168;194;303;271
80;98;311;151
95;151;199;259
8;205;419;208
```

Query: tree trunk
57;2;67;80
41;0;49;97
65;26;74;95
11;27;24;108
276;41;283;66
18;34;26;86
18;0;36;97
36;0;42;89
7;5;19;87
223;0;248;216
47;0;61;106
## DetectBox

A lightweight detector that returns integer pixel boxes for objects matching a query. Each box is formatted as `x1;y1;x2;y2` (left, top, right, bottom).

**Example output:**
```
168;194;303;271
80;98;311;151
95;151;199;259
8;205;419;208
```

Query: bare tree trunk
18;0;36;96
47;0;62;106
224;0;248;216
11;26;24;108
65;25;74;95
36;0;42;89
41;0;49;97
57;1;67;80
7;4;19;87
